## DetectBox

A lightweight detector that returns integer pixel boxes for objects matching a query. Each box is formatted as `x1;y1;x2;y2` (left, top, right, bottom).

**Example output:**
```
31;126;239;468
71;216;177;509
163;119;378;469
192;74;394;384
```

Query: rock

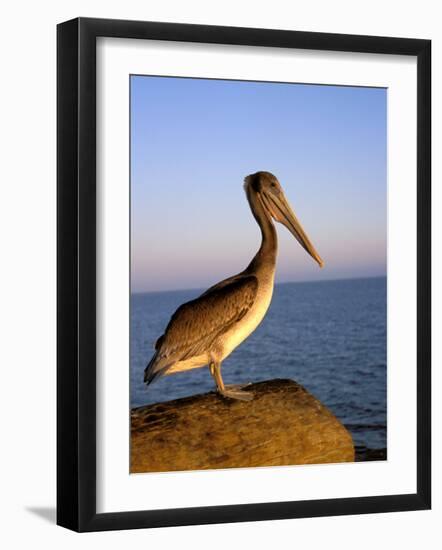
355;446;387;462
130;379;354;473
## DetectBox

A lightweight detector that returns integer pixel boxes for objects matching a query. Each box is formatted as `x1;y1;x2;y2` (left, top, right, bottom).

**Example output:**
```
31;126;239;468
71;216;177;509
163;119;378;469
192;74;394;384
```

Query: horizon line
131;274;387;296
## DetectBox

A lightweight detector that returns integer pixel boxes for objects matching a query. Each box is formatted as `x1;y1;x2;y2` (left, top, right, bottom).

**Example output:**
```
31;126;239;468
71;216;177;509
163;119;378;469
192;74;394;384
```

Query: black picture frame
57;17;431;532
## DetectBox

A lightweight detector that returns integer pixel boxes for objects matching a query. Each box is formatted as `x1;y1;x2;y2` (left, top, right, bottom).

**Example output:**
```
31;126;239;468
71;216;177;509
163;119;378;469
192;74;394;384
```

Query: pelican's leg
210;361;253;402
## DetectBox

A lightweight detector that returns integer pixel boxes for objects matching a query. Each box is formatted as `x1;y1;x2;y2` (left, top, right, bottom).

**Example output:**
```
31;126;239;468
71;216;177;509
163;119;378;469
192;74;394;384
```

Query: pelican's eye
269;182;280;194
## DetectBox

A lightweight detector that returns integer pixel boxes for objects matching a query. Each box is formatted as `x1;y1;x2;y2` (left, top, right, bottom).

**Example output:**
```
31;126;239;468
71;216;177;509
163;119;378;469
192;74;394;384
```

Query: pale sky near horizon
131;75;386;293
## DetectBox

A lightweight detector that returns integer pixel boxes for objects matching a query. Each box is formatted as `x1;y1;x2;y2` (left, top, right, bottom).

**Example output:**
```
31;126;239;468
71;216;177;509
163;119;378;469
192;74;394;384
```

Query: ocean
130;276;387;455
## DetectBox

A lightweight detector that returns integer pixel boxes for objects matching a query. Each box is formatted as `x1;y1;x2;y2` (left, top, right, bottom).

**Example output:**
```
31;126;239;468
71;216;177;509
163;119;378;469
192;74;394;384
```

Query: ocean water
131;277;387;452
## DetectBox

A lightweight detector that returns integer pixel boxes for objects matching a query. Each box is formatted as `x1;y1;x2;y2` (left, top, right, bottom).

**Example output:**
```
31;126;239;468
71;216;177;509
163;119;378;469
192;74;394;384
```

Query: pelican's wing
144;276;258;383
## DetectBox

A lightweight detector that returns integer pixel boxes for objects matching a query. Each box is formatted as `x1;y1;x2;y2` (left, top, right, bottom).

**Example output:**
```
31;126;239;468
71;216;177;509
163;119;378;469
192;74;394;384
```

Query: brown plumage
145;276;258;384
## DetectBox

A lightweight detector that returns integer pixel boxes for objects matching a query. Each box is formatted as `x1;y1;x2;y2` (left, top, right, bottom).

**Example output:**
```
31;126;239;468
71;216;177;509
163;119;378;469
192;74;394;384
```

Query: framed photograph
57;17;431;532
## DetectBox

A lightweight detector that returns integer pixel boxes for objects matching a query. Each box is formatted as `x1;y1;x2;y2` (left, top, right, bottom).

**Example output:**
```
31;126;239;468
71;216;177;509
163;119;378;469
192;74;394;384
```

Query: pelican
144;171;323;401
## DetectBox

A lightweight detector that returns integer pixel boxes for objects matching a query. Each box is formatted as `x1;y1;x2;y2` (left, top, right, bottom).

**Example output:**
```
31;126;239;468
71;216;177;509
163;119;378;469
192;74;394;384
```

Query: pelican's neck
246;189;277;270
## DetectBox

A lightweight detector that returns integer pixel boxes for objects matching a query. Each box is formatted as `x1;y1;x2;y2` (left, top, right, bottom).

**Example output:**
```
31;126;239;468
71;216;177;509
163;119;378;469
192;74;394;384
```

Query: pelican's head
244;171;324;268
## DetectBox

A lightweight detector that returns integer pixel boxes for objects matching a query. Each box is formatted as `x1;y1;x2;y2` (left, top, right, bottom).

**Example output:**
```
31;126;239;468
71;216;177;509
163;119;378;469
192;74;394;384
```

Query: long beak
262;191;324;268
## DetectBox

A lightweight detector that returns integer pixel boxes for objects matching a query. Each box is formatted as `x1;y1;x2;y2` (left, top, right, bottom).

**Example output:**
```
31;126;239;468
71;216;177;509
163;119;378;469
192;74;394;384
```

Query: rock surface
130;379;355;473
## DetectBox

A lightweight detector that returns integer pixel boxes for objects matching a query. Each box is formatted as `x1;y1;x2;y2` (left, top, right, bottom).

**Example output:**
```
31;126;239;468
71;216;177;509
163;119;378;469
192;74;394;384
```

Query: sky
131;75;386;293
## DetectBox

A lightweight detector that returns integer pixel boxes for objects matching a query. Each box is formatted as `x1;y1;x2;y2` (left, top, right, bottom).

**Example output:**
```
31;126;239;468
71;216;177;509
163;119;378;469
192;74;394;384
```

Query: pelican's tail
143;351;170;386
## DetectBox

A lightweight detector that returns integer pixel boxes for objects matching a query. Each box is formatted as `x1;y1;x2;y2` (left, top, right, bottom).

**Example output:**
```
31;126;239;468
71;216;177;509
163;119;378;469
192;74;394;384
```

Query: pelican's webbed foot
210;361;254;402
219;384;254;402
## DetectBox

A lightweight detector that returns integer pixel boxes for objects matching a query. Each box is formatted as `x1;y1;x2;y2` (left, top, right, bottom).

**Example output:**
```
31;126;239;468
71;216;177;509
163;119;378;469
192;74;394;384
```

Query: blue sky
131;76;386;293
